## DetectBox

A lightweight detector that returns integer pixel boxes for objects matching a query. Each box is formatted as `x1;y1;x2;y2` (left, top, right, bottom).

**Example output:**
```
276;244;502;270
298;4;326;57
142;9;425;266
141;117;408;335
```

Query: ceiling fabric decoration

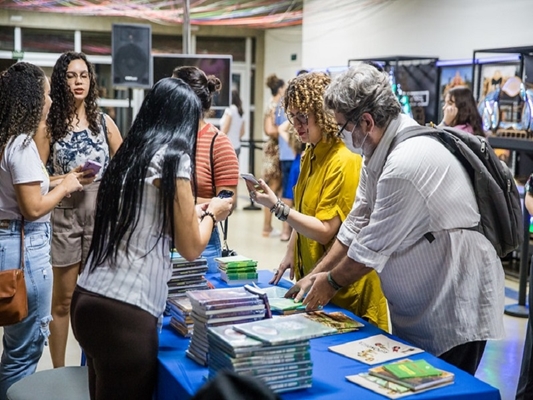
0;0;303;28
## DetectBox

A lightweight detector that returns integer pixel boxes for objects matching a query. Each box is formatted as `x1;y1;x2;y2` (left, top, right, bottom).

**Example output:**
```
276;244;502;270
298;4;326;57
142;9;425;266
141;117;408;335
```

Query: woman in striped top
71;78;233;400
172;66;239;273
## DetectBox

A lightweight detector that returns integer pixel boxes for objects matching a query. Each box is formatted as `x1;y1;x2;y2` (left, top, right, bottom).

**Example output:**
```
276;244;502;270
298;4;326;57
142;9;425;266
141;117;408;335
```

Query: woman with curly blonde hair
246;72;388;330
43;51;122;368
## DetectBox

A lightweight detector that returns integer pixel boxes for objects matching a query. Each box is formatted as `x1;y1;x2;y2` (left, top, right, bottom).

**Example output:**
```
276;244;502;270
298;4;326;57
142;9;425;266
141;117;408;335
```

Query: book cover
187;287;259;307
267;376;313;394
383;359;442;379
346;372;454;399
368;359;454;391
192;309;266;324
303;310;364;333
196;303;265;317
269;298;306;315
328;334;424;365
233;314;337;346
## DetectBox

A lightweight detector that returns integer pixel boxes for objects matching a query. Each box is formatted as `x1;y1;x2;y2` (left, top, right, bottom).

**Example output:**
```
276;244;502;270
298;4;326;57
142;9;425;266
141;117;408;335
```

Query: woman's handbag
0;220;28;326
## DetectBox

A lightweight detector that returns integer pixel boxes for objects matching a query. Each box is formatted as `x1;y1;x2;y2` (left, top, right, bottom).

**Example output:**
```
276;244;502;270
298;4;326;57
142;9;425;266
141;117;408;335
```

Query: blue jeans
202;228;222;274
0;220;52;399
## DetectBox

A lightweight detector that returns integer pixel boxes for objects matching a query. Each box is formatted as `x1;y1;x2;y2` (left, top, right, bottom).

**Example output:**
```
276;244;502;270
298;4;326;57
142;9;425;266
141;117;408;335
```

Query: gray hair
324;64;401;128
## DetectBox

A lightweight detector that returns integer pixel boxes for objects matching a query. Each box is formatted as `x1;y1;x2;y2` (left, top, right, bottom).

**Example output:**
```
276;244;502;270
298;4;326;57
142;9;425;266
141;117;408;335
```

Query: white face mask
341;127;369;154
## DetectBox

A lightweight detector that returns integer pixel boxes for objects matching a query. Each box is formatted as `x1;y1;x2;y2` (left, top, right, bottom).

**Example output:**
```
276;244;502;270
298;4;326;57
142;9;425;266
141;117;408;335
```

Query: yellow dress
293;138;389;331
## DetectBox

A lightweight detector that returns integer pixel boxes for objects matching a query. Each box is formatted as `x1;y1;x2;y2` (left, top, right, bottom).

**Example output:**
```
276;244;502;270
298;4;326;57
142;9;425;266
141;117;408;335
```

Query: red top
195;123;239;199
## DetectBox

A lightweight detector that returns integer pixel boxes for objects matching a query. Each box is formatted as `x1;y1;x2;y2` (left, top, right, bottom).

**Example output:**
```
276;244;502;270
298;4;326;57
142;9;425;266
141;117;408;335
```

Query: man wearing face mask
286;64;505;376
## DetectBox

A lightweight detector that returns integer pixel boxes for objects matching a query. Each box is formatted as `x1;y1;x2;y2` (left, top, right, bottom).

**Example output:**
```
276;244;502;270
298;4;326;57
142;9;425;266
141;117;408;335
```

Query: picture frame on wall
438;65;473;122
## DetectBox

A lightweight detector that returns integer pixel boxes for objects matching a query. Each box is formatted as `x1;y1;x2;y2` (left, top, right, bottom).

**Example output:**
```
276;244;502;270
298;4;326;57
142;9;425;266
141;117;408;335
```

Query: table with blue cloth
156;270;501;400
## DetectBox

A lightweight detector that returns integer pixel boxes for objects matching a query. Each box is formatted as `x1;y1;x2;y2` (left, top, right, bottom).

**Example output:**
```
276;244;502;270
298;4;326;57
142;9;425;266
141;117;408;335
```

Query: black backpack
389;125;523;257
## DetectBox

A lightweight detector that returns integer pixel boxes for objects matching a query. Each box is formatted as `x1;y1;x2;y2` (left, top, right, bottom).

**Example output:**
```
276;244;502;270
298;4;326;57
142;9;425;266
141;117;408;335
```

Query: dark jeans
439;340;487;375
71;286;158;400
516;257;533;400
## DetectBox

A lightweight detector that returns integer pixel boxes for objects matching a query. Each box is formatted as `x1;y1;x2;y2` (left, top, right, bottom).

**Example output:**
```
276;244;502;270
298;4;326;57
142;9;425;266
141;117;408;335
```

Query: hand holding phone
241;173;264;193
81;160;102;177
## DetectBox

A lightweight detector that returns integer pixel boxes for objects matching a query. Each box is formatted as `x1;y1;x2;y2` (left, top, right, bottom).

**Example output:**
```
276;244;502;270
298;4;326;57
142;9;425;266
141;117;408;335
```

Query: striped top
195;123;239;198
338;114;505;356
77;147;191;317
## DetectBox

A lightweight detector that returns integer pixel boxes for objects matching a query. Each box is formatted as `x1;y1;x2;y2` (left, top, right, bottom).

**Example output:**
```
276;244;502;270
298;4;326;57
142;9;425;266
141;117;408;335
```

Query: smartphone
240;173;260;186
217;190;234;199
81;160;102;177
241;173;264;193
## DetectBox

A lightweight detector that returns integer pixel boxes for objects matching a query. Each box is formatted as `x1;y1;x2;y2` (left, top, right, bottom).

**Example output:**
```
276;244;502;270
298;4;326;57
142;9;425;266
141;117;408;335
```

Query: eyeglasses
66;71;90;81
337;120;356;139
287;112;308;126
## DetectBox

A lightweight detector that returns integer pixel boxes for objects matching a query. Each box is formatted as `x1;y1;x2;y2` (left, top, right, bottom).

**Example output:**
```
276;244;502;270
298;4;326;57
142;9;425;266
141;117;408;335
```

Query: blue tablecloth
156;270;501;400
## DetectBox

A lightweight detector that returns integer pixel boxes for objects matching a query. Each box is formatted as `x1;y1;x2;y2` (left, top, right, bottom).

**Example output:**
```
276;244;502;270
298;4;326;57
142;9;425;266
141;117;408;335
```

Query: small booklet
369;359;454;391
328;334;423;365
383;359;442;379
346;372;454;399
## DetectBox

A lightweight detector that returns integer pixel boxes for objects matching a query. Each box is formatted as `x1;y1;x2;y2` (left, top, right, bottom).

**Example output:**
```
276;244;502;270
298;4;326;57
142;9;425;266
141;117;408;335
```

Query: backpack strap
209;131;230;243
388;125;481;243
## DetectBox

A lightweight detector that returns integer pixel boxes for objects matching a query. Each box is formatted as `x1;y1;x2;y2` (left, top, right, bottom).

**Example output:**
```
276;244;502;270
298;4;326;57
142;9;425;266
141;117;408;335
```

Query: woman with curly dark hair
172;66;239;273
0;62;82;397
71;77;233;399
44;51;122;368
245;72;388;331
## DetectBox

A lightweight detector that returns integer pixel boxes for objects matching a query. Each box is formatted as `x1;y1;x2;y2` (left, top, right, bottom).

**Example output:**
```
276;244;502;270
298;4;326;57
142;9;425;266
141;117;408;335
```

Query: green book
383;359;442;379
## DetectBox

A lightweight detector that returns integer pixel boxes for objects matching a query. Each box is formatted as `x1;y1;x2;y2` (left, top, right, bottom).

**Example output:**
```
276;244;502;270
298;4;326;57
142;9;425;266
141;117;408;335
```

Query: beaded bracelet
200;211;217;230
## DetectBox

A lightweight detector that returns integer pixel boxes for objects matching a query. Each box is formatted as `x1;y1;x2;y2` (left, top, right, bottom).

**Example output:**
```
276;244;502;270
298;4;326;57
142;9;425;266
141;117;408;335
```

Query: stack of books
215;255;258;285
346;359;455;398
185;287;267;366
167;254;209;299
167;297;194;337
207;325;313;394
206;313;345;393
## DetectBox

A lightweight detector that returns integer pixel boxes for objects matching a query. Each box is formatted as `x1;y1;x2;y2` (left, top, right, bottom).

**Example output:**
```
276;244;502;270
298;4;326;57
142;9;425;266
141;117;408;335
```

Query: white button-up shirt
338;114;505;356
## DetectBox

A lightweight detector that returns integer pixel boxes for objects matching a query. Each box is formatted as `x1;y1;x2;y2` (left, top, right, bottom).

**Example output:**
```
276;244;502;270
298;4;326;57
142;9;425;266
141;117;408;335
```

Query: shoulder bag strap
2;144;26;272
208;131;230;243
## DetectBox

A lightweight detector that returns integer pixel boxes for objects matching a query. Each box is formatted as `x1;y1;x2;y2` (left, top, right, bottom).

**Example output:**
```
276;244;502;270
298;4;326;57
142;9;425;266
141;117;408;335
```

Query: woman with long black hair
70;77;233;400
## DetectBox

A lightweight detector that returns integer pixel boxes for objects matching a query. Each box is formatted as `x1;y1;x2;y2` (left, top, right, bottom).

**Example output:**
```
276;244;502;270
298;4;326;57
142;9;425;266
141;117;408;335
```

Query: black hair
0;62;46;149
87;78;202;270
47;51;100;140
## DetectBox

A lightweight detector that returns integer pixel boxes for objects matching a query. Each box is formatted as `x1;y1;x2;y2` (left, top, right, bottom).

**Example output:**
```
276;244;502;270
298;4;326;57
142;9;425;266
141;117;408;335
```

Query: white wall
302;0;533;69
263;26;302;123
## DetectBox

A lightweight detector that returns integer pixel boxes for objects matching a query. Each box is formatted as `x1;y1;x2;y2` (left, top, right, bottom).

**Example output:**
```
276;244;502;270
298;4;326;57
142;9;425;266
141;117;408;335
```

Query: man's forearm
331;253;373;288
311;239;348;273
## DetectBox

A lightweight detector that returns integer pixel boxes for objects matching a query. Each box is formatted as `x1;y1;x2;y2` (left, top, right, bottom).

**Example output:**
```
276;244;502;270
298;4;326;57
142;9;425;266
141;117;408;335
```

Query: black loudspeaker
112;23;152;88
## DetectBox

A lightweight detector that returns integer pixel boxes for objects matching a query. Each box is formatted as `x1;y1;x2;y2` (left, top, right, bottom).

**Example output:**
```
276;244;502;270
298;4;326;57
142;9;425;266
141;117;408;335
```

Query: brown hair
266;74;285;96
447;86;484;137
172;66;221;116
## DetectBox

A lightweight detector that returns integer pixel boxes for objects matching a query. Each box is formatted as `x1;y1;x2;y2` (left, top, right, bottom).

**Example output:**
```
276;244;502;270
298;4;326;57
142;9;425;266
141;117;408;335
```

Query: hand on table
269;253;294;285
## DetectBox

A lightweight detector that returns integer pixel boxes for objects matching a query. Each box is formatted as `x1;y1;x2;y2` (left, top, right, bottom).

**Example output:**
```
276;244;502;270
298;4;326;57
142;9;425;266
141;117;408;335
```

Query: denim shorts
0;219;53;397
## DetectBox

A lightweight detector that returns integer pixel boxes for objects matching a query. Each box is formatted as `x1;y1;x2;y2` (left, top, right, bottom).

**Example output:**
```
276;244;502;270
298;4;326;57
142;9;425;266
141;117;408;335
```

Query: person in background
439;86;484;136
71;77;233;400
261;74;285;238
287;64;504;375
0;62;82;398
516;173;533;400
220;89;245;158
246;72;388;331
44;51;122;369
172;66;239;273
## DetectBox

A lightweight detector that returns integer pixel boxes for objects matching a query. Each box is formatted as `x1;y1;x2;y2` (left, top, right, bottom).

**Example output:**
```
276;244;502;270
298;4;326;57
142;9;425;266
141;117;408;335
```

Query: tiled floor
3;182;529;399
